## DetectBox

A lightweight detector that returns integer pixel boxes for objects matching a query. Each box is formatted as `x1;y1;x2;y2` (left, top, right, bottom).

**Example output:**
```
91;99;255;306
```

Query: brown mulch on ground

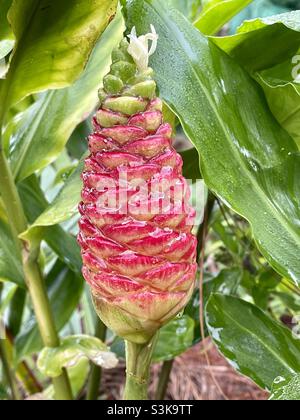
102;339;269;401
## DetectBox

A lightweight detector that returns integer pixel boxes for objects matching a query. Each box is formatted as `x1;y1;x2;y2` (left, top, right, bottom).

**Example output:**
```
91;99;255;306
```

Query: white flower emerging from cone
128;25;158;72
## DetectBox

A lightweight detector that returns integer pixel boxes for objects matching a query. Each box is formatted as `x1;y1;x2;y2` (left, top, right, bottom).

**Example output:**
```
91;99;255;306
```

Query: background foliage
0;0;300;401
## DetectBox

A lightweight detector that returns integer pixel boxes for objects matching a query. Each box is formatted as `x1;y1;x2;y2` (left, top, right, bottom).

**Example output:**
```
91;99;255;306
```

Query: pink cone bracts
78;27;197;344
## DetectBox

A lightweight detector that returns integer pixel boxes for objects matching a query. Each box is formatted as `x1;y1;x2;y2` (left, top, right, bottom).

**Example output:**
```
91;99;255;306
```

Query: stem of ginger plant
0;145;72;400
124;335;158;400
86;319;107;400
155;359;174;400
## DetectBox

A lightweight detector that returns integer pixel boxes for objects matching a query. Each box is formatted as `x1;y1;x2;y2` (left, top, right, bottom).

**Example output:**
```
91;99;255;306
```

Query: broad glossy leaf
9;12;124;181
206;294;300;390
195;0;253;35
269;374;300;400
37;335;118;378
0;0;118;116
153;315;195;362
212;11;300;72
18;176;82;275
256;60;300;148
15;261;83;360
126;0;300;285
0;217;23;286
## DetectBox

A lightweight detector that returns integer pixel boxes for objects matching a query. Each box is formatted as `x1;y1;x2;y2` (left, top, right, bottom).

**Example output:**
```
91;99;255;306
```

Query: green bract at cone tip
98;29;158;112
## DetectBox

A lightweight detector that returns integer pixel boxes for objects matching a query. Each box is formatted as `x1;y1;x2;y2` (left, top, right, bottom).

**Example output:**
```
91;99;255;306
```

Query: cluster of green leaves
1;0;300;401
0;0;124;400
125;0;300;400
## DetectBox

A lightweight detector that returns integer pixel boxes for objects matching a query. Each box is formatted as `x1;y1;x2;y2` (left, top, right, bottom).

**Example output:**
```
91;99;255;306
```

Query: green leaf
67;120;93;160
0;284;17;316
206;294;300;390
272;291;300;313
41;358;89;400
126;0;300;285
169;0;202;20
0;217;23;286
181;148;201;181
18;176;82;275
9;12;124;181
212;11;300;72
251;269;282;310
214;13;300;147
0;0;13;40
269;374;300;400
212;218;240;255
37;335;118;378
31;159;83;227
153;315;195;362
15;261;83;360
195;0;253;35
20;158;84;247
256;60;300;148
0;0;14;59
229;0;292;35
0;0;118;117
207;268;242;295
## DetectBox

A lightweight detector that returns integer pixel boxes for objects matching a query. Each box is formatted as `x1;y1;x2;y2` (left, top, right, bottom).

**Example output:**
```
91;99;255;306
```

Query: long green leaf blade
1;0;118;115
212;11;300;72
0;217;23;286
126;0;300;285
195;0;253;35
18;176;82;275
257;61;300;149
9;12;124;181
206;294;300;390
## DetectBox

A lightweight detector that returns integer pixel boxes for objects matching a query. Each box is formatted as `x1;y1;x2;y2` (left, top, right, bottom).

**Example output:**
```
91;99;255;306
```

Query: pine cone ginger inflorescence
78;27;197;344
